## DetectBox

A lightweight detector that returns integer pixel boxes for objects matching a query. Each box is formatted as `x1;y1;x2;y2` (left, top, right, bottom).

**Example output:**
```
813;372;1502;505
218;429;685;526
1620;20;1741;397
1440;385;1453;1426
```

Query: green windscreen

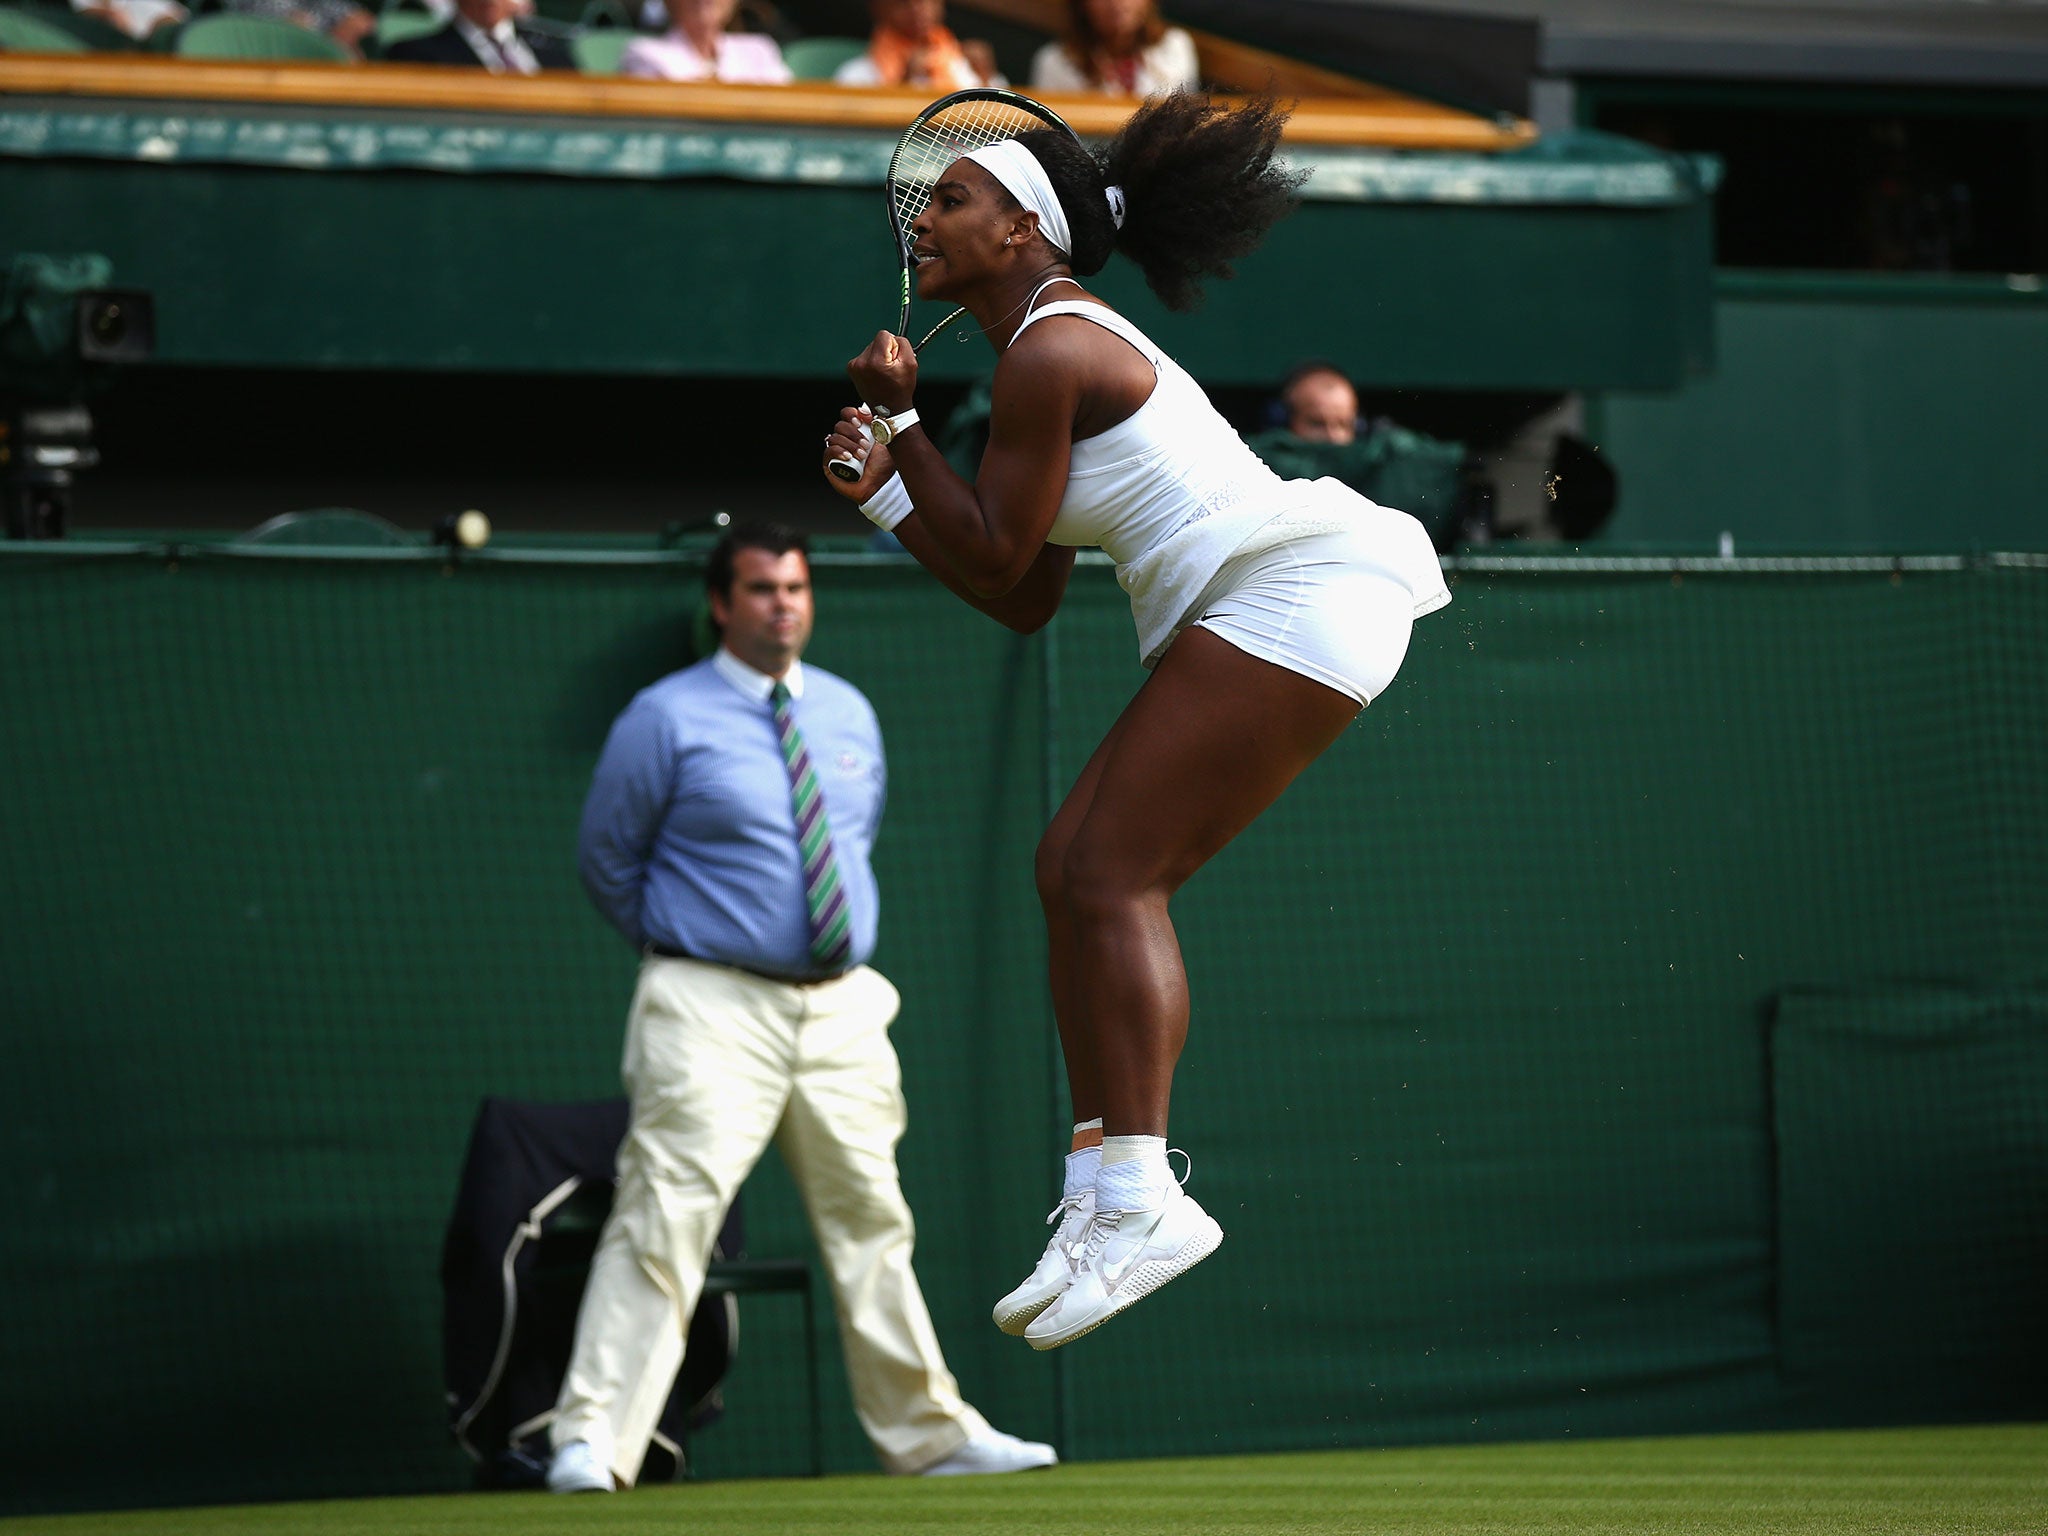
2;545;2043;1516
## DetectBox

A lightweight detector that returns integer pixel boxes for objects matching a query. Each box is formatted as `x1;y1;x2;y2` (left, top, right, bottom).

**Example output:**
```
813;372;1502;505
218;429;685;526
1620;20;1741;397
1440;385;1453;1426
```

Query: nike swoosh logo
1098;1207;1169;1289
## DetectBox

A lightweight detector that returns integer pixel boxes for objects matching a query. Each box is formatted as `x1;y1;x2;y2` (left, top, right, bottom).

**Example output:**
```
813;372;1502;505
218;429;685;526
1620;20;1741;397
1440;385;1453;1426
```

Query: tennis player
821;93;1450;1350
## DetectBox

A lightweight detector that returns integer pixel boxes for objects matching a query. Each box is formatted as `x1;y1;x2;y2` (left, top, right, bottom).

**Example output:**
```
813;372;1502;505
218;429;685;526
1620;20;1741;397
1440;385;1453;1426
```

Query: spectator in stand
1245;362;1475;550
620;0;792;82
1276;360;1362;445
225;0;376;57
383;0;573;70
1029;0;1197;97
69;0;185;41
834;0;998;90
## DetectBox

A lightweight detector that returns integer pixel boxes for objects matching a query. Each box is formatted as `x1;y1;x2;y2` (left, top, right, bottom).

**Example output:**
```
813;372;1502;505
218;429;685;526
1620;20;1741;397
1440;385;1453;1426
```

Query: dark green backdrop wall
1596;274;2048;551
2;544;2043;1517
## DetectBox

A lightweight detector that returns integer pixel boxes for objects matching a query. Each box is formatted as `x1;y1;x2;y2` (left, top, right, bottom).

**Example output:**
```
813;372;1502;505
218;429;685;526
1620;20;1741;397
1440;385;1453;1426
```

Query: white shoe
919;1428;1058;1476
993;1188;1094;1335
545;1440;614;1494
1023;1180;1222;1351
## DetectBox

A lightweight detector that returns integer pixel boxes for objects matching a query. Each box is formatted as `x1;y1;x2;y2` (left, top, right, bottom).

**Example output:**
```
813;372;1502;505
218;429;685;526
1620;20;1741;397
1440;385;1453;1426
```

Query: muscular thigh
1039;689;1140;881
1067;626;1360;895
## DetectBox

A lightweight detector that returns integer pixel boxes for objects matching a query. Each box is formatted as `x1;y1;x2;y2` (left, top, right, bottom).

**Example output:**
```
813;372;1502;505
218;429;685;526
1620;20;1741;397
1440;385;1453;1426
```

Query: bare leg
997;709;1154;1338
1013;627;1361;1348
1053;628;1360;1136
1033;708;1139;1127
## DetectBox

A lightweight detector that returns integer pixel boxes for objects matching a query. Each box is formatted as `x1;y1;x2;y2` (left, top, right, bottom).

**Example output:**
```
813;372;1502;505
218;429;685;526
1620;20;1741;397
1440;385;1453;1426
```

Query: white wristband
859;472;913;532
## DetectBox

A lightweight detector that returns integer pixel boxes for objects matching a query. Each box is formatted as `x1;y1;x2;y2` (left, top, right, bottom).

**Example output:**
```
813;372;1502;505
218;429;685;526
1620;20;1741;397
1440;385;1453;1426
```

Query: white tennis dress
1015;284;1451;704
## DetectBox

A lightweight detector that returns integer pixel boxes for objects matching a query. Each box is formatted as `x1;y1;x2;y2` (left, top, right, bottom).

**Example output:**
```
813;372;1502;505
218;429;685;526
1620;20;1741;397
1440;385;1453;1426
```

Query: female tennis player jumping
822;91;1450;1350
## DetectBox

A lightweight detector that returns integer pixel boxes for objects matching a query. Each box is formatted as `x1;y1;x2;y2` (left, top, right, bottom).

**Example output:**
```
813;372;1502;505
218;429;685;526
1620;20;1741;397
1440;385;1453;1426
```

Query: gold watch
870;407;921;448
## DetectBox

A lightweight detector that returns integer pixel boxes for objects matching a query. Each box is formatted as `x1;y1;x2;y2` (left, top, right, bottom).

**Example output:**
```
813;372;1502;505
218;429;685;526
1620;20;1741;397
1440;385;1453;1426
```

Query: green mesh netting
2;547;2043;1516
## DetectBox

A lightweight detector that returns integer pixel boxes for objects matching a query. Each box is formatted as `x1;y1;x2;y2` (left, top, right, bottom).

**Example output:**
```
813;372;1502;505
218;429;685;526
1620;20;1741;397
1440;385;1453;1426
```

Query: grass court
6;1423;2041;1536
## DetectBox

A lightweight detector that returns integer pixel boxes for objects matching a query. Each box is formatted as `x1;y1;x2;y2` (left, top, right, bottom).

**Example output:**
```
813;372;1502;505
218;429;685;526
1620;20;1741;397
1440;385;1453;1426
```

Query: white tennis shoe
916;1427;1058;1475
993;1187;1095;1335
1023;1179;1223;1351
545;1440;613;1494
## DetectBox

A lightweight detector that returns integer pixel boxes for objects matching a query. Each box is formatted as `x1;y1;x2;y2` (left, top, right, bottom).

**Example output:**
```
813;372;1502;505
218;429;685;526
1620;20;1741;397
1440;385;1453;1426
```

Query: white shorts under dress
1181;507;1435;708
998;288;1452;695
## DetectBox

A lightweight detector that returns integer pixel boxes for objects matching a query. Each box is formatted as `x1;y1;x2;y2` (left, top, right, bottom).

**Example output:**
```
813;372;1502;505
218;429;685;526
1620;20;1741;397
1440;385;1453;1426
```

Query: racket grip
828;414;874;483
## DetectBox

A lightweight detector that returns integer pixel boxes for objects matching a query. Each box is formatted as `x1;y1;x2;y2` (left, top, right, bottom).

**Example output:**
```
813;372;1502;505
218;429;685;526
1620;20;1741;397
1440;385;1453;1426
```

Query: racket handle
828;414;874;483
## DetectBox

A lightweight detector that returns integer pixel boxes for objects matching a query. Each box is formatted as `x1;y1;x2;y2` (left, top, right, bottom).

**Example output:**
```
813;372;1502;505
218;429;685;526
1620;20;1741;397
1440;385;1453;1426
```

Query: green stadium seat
570;25;630;73
781;34;863;80
0;6;92;51
12;3;137;48
515;0;578;25
171;12;354;59
371;6;439;50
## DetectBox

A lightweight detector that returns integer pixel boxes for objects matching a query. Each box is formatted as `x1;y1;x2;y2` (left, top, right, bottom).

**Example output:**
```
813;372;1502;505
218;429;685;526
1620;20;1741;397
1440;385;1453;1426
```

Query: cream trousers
551;956;987;1483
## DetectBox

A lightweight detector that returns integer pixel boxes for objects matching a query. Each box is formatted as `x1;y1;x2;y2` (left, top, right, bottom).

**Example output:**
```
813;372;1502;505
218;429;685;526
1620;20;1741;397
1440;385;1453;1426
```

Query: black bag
440;1097;739;1487
1547;431;1619;542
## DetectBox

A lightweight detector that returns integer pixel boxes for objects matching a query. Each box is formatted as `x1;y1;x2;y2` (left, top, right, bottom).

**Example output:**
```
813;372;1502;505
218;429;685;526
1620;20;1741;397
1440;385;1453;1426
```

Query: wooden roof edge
954;0;1534;126
0;53;1535;150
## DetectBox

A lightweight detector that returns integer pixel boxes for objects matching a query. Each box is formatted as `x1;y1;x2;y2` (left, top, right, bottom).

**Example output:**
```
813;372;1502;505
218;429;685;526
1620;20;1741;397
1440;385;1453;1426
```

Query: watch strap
875;407;921;444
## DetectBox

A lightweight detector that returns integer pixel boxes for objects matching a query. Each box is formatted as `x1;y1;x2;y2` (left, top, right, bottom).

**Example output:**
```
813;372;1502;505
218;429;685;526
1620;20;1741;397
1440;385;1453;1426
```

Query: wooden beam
953;0;1518;109
1188;30;1385;100
0;53;1533;149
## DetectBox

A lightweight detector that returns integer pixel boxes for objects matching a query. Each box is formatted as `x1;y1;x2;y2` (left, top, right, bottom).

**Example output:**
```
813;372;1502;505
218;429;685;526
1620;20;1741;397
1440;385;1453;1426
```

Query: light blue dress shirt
578;647;887;978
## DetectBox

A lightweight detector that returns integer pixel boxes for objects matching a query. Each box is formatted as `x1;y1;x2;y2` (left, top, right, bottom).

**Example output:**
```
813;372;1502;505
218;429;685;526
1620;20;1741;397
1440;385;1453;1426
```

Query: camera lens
90;303;127;346
75;290;153;362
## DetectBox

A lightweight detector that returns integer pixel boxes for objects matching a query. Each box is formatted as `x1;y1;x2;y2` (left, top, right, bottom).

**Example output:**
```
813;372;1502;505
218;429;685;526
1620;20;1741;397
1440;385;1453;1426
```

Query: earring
1003;236;1012;245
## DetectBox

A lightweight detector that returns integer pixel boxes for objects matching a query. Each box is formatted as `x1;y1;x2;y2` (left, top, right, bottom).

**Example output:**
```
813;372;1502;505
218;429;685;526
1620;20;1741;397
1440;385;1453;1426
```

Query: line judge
548;524;1055;1491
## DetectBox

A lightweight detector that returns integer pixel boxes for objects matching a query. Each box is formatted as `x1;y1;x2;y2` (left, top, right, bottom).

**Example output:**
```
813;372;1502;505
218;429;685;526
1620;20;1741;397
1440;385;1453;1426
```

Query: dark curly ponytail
1018;93;1303;313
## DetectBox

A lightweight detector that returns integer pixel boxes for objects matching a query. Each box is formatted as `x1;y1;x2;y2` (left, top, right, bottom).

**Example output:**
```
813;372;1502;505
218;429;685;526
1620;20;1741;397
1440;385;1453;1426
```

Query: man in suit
383;0;573;71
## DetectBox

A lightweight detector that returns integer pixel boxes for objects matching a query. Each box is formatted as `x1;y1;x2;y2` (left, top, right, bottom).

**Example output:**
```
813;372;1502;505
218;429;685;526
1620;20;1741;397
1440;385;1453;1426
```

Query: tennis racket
828;88;1081;483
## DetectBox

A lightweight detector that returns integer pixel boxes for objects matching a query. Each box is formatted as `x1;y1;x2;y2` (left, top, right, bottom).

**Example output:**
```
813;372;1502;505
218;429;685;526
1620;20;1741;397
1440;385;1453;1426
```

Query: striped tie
771;681;854;972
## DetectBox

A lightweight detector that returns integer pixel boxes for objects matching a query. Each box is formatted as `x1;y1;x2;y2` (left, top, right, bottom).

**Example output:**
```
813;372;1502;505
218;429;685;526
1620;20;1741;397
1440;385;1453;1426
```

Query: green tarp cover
3;546;2043;1514
0;104;1710;205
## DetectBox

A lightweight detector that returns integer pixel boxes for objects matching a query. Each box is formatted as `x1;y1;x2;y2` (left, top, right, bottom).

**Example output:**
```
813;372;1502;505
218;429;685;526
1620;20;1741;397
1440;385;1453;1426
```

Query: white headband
961;139;1127;259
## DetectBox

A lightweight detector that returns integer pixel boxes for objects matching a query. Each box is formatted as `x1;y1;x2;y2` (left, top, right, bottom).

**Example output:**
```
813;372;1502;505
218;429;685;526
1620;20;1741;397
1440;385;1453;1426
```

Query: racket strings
888;100;1057;245
879;93;1073;352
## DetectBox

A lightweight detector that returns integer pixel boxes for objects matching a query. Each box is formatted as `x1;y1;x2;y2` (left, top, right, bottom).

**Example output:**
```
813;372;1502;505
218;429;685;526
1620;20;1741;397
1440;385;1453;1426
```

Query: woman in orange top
834;0;999;89
1029;0;1197;97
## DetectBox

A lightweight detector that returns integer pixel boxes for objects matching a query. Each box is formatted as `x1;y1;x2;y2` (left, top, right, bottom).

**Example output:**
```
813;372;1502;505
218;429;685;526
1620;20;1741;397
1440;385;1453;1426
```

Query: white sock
1065;1118;1103;1198
1097;1134;1171;1209
1063;1146;1100;1199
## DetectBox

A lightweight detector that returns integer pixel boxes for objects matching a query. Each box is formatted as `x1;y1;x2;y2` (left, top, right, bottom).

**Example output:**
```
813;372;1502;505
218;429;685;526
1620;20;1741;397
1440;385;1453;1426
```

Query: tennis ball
455;510;491;549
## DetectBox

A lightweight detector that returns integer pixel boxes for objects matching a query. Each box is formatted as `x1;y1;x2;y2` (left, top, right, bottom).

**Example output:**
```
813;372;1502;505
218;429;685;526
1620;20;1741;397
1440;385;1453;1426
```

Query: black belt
644;942;848;988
